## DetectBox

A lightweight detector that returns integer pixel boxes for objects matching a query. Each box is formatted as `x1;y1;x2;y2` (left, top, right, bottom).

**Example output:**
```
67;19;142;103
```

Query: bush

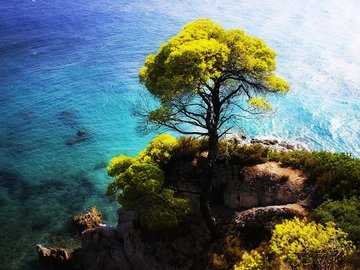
315;196;360;247
137;133;178;166
107;134;190;230
270;217;355;269
270;151;360;200
234;249;267;270
172;136;207;160
218;142;270;165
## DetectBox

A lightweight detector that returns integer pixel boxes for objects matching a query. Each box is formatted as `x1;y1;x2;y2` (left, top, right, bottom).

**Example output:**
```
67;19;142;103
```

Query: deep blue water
0;0;359;269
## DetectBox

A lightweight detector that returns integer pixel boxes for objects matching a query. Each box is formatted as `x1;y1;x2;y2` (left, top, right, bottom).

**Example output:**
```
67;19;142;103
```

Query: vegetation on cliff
105;18;360;270
107;135;359;269
136;18;289;236
235;217;355;270
107;134;190;230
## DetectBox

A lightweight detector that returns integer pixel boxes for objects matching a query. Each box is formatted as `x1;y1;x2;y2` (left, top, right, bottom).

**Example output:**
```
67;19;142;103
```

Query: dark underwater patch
58;110;80;129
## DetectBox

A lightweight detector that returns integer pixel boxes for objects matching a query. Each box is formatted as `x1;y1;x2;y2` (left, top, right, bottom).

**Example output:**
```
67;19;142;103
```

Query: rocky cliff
37;159;313;270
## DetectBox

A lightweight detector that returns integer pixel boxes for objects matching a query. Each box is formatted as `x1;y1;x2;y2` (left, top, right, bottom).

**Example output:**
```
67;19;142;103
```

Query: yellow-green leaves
264;74;290;93
140;19;230;99
137;133;178;165
107;155;134;177
139;18;289;103
233;218;355;270
165;38;229;88
234;250;266;270
248;97;272;111
106;134;189;230
270;218;355;268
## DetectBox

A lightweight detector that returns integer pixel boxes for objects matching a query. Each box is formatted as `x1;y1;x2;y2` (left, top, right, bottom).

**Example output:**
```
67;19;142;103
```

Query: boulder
36;244;70;266
224;162;307;209
79;226;130;270
72;207;103;233
229;204;308;249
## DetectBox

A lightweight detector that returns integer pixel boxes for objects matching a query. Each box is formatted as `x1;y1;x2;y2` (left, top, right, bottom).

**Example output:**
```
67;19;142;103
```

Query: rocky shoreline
224;133;309;152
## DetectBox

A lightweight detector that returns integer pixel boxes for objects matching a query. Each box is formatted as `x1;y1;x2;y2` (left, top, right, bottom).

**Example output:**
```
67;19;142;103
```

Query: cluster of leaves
269;151;360;200
234;249;267;270
107;134;190;230
315;196;360;248
171;136;208;161
234;218;355;270
217;141;270;165
139;19;289;103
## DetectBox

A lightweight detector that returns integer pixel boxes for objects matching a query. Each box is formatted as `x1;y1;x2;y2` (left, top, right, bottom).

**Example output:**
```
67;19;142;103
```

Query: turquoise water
0;0;359;269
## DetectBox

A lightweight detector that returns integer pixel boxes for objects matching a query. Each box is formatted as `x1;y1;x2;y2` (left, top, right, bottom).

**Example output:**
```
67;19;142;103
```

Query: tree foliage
138;18;289;150
107;134;190;230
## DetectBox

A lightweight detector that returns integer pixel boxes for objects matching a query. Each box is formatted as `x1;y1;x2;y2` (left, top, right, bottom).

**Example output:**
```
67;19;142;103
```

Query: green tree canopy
139;18;289;153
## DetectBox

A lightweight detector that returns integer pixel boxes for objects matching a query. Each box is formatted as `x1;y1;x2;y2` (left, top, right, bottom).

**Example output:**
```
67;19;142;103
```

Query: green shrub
315;196;360;247
234;249;267;270
107;134;190;230
173;136;207;160
218;142;270;165
270;151;360;200
137;133;178;166
270;218;355;270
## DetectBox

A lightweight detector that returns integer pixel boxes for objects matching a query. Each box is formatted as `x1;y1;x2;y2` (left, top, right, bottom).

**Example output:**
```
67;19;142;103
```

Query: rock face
72;207;103;232
79;225;130;270
224;133;308;152
36;244;70;266
224;204;308;250
77;208;210;270
223;162;307;209
233;203;307;230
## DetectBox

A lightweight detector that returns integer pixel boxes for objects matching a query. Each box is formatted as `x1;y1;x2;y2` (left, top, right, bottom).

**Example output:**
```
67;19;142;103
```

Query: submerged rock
66;129;92;146
58;110;80;128
76;129;87;137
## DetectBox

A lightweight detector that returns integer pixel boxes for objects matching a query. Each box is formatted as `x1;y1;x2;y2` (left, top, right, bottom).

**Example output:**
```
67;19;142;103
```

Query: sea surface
0;0;359;269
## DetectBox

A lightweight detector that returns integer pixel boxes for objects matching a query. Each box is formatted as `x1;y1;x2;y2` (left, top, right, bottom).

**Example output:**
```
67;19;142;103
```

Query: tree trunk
199;83;221;239
200;125;219;239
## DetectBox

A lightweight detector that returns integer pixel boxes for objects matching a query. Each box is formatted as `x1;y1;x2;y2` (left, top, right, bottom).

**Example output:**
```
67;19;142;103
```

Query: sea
0;0;359;269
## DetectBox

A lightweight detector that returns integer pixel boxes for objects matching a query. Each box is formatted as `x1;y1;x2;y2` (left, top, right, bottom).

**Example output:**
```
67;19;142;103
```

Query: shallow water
0;0;359;269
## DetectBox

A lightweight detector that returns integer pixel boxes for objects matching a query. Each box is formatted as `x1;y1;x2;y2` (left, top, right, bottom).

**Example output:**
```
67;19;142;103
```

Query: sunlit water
0;0;359;269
